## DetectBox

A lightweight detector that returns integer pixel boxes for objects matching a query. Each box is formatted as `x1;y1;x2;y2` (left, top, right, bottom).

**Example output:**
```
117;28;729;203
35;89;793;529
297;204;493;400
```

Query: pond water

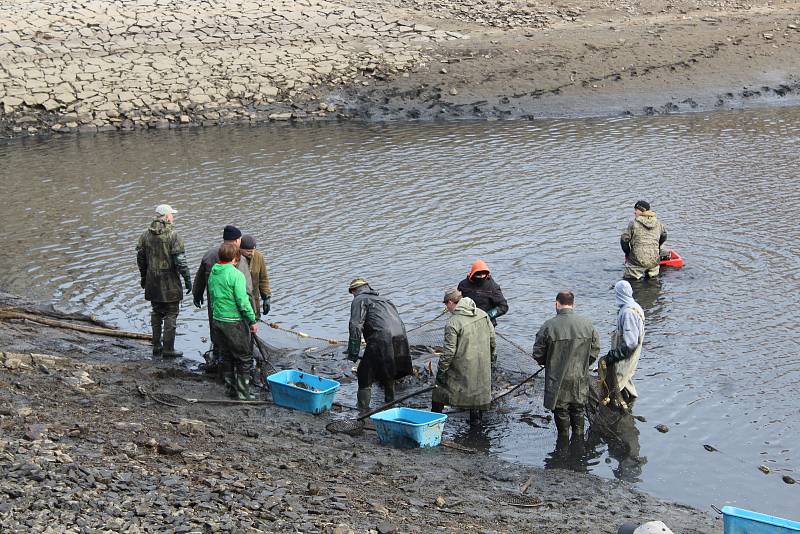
1;109;799;519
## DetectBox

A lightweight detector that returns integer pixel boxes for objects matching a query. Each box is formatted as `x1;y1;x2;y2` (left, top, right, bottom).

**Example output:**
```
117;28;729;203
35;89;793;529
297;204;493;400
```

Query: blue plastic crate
723;506;800;534
266;370;340;414
370;407;447;448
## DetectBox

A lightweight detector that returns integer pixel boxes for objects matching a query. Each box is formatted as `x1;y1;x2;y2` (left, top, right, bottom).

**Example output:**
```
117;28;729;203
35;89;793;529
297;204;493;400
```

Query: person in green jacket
432;288;496;425
533;290;600;443
620;200;668;280
207;243;258;400
136;204;192;358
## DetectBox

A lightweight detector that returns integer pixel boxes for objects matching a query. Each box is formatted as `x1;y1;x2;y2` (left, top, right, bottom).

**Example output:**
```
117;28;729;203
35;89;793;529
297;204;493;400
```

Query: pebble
655;424;669;433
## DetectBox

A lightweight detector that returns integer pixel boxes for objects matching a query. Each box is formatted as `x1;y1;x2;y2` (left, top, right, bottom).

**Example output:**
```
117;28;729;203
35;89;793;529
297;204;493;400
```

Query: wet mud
0;292;720;532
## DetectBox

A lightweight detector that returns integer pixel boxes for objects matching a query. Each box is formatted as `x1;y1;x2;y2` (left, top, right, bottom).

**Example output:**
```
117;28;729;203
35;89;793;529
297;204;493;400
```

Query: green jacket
620;210;667;269
432;297;496;408
136;219;191;302
533;308;600;411
208;262;256;324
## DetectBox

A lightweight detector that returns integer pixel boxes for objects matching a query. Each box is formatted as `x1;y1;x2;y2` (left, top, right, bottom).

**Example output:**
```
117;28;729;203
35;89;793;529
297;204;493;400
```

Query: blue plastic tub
723;506;800;534
370;407;447;448
266;370;340;414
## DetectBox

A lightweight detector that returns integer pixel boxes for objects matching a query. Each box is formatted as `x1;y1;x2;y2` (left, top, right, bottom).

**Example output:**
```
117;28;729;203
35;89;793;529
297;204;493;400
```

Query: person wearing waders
533;291;600;444
457;259;509;327
346;278;412;411
620;200;668;280
136;204;192;358
239;235;272;320
603;280;645;407
431;289;496;425
193;225;253;372
207;243;258;400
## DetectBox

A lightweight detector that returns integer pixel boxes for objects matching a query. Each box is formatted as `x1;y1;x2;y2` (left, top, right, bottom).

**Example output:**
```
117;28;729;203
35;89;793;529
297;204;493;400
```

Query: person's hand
250;323;258;334
261;295;271;316
193;295;203;308
184;279;193;294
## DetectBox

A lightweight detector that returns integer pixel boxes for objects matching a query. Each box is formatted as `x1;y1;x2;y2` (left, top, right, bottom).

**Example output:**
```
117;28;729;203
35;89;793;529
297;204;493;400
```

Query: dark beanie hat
240;234;256;250
634;200;650;211
222;225;242;241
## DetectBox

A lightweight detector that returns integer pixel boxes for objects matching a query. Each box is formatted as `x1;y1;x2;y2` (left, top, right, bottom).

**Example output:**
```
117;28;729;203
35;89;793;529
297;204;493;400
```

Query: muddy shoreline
0;292;720;532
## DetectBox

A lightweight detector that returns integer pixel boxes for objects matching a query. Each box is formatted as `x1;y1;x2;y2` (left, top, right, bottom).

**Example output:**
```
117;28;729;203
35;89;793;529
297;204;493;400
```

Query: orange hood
467;259;491;281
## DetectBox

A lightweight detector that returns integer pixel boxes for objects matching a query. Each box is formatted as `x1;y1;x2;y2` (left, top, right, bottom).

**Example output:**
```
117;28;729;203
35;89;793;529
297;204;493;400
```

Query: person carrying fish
601;280;645;408
346;278;412;411
207;242;258;400
533;290;600;443
457;259;509;326
431;288;496;425
620;200;668;280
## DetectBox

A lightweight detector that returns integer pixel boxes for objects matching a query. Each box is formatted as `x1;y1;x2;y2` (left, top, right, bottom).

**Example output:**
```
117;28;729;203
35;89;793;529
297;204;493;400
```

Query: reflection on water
2;108;800;518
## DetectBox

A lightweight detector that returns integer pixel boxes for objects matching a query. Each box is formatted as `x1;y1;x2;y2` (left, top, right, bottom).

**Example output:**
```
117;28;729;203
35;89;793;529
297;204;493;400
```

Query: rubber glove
261;295;271;316
487;308;498;319
184;278;192;295
193;295;203;308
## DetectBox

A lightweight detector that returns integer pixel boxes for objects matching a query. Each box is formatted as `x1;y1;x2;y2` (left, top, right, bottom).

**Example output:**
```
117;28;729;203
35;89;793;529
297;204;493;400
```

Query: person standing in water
603;280;645;406
457;259;509;326
620;200;667;280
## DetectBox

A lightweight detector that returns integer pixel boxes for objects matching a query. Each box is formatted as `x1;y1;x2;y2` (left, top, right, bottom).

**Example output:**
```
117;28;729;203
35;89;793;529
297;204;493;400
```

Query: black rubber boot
469;409;483;426
570;413;585;441
162;313;182;358
431;401;445;413
357;388;371;412
223;359;236;399
554;409;571;440
382;380;395;403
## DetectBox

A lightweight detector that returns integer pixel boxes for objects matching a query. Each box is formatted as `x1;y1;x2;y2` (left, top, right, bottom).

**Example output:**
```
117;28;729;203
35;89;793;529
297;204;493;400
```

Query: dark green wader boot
150;313;163;358
554;408;572;441
161;303;183;358
234;372;256;401
222;359;237;399
382;380;395;403
357;388;371;412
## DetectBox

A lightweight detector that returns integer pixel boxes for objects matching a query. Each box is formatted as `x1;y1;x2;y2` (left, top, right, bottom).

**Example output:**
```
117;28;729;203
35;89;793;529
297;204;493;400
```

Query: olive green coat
533;308;600;411
620;210;667;269
432;297;496;408
136;219;190;303
247;249;271;319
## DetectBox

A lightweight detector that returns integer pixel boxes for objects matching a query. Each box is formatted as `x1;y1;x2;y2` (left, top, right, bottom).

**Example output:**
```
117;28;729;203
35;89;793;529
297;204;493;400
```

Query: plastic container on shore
722;506;800;534
370;407;447;448
266;370;339;414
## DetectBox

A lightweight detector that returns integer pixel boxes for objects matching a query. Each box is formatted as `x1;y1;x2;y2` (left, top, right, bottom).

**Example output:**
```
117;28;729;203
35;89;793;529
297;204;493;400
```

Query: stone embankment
0;0;467;136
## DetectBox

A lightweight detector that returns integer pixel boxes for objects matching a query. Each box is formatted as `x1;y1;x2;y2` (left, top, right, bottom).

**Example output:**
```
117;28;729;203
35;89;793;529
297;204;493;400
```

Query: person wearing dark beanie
192;225;254;371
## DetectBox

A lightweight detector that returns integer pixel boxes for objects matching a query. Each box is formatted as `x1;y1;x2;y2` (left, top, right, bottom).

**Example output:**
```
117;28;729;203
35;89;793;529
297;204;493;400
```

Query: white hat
155;204;177;216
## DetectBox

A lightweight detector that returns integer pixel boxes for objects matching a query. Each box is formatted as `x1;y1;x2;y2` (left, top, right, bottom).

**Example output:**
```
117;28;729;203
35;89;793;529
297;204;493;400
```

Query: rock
332;525;353;534
414;24;435;32
377;522;397;534
176;418;206;435
434;496;446;508
783;475;796;484
157;442;185;455
24;424;47;441
268;112;292;121
114;422;144;432
62;371;94;390
655;424;669;433
758;465;770;474
449;87;458;96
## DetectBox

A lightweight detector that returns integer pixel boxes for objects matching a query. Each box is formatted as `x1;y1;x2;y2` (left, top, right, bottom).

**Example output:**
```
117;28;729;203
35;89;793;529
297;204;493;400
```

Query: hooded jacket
432;297;496;408
457;261;508;326
193;244;252;305
620;210;667;269
612;281;645;397
348;285;412;381
136;219;191;302
533;308;600;411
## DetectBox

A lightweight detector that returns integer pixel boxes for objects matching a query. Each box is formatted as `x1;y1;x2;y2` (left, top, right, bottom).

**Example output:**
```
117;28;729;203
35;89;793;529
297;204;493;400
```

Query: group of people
136;206;271;400
136;200;666;437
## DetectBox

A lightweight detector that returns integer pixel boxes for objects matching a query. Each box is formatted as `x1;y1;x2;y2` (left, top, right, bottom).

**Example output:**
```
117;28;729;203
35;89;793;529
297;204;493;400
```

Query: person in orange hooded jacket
456;260;509;326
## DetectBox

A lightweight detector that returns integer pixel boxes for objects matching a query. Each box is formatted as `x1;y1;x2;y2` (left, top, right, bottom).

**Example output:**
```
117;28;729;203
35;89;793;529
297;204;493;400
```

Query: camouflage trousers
623;262;659;280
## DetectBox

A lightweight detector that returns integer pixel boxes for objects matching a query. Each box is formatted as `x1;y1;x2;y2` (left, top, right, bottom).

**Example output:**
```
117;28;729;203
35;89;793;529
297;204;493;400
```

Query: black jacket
457;277;508;326
348;286;412;381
